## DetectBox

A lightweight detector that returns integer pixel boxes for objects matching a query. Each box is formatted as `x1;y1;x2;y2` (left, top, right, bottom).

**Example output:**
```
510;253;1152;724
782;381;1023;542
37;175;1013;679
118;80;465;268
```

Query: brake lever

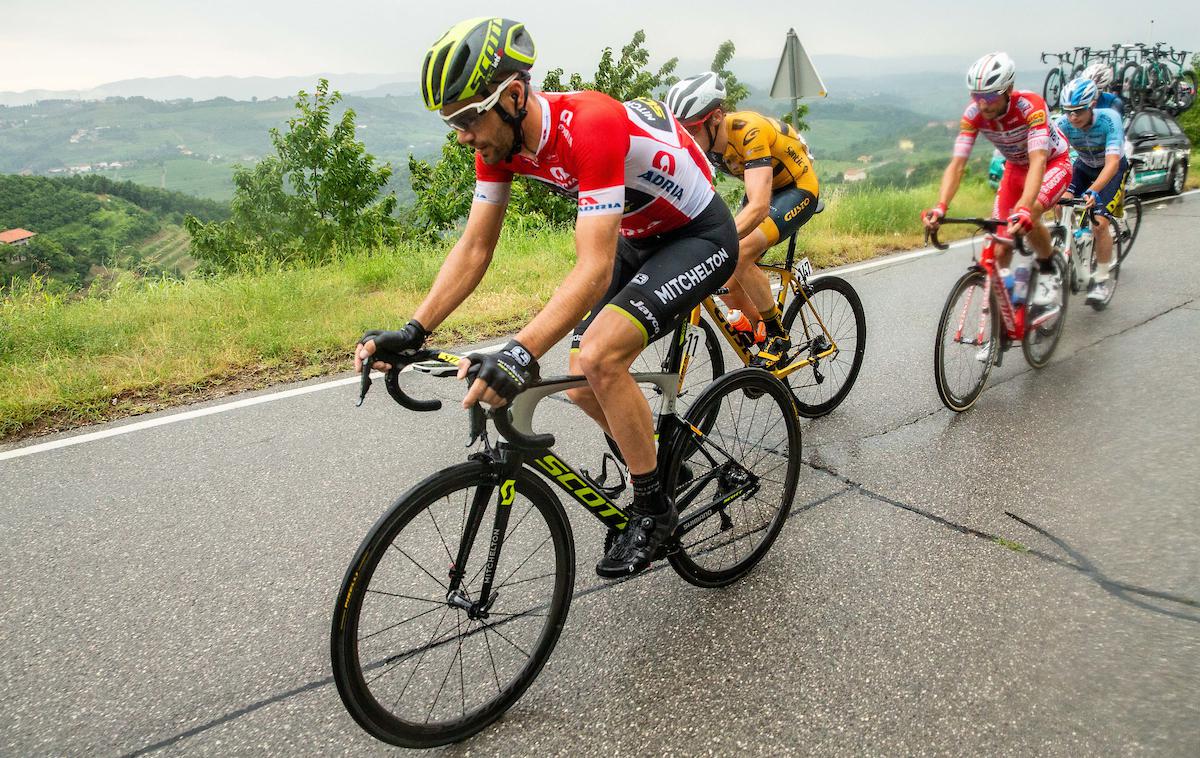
356;360;373;407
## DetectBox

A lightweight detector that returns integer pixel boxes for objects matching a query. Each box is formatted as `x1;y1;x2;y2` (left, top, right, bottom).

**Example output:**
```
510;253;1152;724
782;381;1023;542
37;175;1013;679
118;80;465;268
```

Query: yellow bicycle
632;228;867;419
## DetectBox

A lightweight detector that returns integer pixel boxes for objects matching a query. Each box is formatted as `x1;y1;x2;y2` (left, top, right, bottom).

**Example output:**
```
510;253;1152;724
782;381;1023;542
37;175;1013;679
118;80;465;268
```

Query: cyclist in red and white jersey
355;18;737;578
924;52;1073;306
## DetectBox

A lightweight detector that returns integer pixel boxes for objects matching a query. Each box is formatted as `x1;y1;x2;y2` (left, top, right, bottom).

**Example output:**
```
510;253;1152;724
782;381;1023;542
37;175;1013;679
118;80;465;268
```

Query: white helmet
665;72;726;126
966;52;1016;93
1082;62;1113;90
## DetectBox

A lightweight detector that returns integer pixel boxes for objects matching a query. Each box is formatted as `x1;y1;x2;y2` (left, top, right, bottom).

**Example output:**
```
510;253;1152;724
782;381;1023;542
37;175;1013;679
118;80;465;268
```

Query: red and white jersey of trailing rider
953;89;1069;166
472;90;716;239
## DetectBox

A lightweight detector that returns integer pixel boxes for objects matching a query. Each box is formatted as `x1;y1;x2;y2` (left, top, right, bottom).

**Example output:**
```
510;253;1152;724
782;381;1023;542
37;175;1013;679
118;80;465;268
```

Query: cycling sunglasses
970;91;1006;105
1063;105;1091;115
442;74;518;132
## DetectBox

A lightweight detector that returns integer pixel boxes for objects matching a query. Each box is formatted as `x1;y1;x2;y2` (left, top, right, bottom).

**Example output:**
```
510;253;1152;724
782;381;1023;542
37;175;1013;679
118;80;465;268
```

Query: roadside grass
1187;150;1199;190
0;176;996;440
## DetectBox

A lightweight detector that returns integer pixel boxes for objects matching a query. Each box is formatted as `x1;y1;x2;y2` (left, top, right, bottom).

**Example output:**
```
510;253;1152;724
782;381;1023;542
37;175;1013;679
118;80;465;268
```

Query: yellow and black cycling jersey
714;111;818;196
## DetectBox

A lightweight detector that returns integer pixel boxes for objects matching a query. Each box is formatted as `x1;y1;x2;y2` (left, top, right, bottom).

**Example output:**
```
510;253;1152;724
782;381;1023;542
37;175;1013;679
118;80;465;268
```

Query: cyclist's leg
565;248;636;435
993;162;1027;269
748;186;818;368
1093;157;1129;271
1029;154;1072;306
591;198;738;577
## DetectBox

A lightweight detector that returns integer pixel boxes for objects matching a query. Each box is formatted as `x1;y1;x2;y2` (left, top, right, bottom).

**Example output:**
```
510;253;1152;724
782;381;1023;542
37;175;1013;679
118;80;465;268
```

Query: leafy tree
1178;54;1200;144
185;79;398;270
710;41;749;109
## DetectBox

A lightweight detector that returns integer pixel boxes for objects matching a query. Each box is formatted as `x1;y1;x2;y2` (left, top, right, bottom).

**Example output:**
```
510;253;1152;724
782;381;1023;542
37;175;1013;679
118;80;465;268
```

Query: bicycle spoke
359;604;445;643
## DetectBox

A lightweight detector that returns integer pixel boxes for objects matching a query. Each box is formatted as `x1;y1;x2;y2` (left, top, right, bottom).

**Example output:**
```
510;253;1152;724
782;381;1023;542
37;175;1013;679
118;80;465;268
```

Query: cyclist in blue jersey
1055;77;1127;304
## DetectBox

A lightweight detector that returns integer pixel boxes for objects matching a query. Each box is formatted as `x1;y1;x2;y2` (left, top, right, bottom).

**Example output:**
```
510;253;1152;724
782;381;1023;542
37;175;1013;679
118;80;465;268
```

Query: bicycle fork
446;450;524;621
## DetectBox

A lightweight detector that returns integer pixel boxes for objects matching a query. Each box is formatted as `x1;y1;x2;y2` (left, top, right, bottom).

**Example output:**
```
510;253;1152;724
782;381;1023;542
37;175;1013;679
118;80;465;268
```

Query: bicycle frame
695;233;840;382
388;320;756;618
970;240;1026;343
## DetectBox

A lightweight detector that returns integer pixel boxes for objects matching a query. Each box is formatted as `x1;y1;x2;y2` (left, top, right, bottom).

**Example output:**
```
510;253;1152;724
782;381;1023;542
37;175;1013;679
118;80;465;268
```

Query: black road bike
331;324;802;747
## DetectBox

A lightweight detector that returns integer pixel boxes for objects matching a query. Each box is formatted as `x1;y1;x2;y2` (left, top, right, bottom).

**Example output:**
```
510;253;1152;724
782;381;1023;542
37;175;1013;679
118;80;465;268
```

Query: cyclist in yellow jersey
666;72;820;367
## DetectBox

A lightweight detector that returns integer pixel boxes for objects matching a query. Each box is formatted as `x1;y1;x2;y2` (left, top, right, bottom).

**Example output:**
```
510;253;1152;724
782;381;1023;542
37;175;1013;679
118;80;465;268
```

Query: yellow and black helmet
421;18;536;110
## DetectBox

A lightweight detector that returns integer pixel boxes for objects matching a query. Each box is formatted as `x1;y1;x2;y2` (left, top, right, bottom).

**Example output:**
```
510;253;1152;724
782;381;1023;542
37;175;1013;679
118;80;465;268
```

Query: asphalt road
2;193;1198;757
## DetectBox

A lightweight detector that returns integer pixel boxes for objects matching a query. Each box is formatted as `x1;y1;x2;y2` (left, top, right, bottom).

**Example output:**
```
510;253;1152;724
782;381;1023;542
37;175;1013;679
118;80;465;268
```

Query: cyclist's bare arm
1088;153;1123;200
1017;149;1048;211
734;165;774;239
411;199;506;331
928;156;968;227
515;212;621;357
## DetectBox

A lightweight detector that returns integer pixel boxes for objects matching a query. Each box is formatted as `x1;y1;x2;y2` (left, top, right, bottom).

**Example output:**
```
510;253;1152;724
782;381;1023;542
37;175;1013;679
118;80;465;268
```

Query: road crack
799;458;1200;623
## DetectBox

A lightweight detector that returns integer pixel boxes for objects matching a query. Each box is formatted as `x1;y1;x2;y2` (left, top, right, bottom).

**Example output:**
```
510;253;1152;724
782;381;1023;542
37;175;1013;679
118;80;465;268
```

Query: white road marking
3;191;1196;461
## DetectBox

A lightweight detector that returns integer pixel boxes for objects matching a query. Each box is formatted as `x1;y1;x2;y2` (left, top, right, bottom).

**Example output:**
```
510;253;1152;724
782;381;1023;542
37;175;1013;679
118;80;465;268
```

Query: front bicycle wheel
331;462;574;748
781;275;867;418
1116;195;1141;263
1043;68;1065;109
1023;255;1069;368
934;269;998;412
664;368;802;588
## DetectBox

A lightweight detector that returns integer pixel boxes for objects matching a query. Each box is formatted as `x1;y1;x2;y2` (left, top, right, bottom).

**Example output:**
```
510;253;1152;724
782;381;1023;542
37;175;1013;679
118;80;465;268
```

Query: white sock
1094;263;1110;283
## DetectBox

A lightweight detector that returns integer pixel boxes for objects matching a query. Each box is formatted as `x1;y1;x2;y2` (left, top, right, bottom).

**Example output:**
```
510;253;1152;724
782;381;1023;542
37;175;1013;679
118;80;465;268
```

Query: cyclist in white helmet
1082;62;1126;119
923;52;1073;307
665;72;820;369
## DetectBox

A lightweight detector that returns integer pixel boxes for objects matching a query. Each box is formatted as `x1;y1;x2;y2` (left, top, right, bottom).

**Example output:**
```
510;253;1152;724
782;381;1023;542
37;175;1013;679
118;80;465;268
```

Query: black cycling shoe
595;504;678;579
750;334;792;370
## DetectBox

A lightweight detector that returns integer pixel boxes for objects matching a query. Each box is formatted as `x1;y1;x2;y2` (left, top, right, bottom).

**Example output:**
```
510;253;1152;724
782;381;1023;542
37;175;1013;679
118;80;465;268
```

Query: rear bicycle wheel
1023;255;1069;368
934;269;998;412
331;462;574;748
1115;195;1141;263
781;275;867;418
665;368;802;588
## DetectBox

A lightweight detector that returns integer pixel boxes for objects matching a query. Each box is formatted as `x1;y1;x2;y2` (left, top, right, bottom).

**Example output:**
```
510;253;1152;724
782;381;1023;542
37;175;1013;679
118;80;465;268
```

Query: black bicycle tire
664;368;802;588
1043;68;1065;110
1117;195;1141;262
934;269;998;412
1022;255;1069;368
331;461;575;748
780;274;867;418
606;317;725;462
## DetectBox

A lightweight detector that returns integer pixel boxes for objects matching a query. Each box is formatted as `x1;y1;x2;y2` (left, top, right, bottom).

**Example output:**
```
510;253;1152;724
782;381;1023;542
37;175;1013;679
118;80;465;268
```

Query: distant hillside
0;174;213;287
0;93;444;202
0;73;416;107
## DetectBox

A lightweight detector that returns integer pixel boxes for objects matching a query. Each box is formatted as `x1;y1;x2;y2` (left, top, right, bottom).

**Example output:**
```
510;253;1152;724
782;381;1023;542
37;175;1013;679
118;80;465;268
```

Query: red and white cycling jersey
953;90;1069;166
473;90;716;239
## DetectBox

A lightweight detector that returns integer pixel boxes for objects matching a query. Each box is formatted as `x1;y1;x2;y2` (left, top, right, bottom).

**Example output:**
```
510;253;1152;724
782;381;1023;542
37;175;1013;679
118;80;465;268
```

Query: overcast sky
3;0;1197;91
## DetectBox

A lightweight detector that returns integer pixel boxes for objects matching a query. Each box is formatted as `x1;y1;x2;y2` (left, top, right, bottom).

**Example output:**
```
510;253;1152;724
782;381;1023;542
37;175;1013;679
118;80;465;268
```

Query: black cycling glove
467;339;540;403
359;319;430;365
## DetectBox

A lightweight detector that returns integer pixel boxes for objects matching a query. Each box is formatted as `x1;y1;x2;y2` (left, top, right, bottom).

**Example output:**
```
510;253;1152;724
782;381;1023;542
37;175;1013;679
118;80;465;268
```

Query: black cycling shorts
572;195;738;349
745;185;819;247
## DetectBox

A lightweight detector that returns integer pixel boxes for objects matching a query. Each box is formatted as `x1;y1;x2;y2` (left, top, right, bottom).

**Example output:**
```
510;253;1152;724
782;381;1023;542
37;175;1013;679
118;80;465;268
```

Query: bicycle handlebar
357;347;555;450
924;217;1029;255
